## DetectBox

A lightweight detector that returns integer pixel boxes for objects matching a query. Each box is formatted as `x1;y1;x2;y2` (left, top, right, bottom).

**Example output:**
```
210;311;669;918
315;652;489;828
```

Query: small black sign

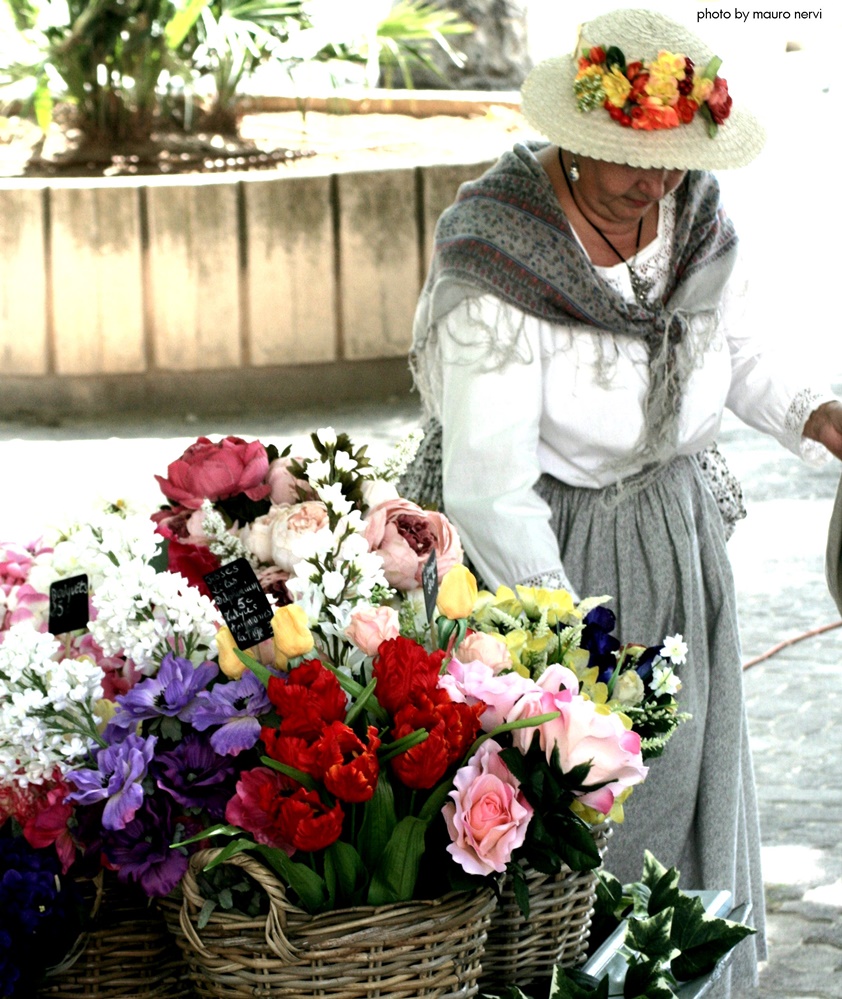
48;574;90;635
204;558;274;647
421;549;439;624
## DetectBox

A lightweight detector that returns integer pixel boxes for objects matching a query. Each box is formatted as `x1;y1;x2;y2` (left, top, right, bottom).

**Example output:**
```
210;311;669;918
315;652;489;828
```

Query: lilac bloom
66;733;157;831
109;652;219;730
189;669;270;756
151;732;238;818
104;795;192;898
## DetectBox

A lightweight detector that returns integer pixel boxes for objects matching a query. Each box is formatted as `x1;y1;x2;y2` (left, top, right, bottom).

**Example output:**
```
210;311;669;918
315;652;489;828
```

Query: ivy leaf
669;894;756;981
623;957;675;999
549;964;610;998
647;868;681;917
624;908;677;962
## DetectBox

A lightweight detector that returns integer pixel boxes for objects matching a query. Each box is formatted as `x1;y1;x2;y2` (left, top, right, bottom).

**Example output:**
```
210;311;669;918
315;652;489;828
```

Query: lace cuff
518;568;580;603
784;388;838;464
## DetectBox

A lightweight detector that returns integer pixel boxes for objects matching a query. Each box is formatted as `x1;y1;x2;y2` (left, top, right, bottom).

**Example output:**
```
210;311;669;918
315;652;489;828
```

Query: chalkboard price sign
204;558;274;647
48;574;90;635
421;549;439;624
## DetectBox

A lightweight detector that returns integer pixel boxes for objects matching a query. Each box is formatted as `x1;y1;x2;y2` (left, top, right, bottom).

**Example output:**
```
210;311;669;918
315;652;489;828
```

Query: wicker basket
479;823;612;990
38;871;192;999
160;848;497;999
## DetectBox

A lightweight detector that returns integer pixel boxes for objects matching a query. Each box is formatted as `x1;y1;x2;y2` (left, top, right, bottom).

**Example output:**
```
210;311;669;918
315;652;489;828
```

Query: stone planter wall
0;152;495;419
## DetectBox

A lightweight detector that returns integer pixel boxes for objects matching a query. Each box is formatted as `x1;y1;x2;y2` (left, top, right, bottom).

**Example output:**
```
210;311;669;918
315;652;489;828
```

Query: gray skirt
401;434;766;994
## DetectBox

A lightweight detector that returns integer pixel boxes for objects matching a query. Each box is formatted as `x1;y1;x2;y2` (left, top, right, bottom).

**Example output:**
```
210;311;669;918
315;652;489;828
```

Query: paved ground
1;384;841;997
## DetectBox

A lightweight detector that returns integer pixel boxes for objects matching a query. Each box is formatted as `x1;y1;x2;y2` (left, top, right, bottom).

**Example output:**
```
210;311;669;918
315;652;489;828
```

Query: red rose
155;435;271;510
275;788;345;852
706;76;732;125
588;45;606;64
676;96;699;124
165;537;220;597
267;660;347;738
372;637;447;717
628;70;649;100
315;722;381;803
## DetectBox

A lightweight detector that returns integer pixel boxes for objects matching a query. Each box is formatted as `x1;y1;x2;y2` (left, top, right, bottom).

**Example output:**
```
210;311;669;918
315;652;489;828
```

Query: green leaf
596;870;626;917
344;676;378;726
647;863;681;916
174;822;243;848
702;55;723;80
325;840;366;905
669;894;756;981
367;815;427;905
625;908;677;962
255;845;329;914
165;0;213;48
623;957;675;999
197;898;217;929
358;776;397;869
33;74;53;133
605;45;625;71
549;964;610;998
202;837;260;868
238;649;271;686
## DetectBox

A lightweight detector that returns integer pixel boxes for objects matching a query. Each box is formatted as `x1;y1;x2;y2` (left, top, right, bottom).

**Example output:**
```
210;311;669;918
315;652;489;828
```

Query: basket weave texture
479;823;612;989
37;871;191;999
160;848;497;999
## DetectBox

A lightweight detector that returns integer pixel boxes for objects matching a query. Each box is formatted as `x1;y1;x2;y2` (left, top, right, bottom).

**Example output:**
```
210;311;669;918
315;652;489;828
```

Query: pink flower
345;605;401;656
267;457;315;506
0;541;35;586
454;632;513;674
266;501;330;573
535;662;580;695
440;658;535;731
706;76;732;125
507;687;573;754
533;695;648;815
443;739;533;876
1;582;49;634
155;436;271;510
363;498;463;592
151;505;213;547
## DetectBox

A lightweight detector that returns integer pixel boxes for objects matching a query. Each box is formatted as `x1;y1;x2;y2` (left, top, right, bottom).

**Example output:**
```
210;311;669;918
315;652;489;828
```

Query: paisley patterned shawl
411;140;739;468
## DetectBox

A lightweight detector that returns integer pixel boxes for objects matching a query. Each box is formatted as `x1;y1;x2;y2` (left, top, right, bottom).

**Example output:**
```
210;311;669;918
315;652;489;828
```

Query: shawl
411;141;739;470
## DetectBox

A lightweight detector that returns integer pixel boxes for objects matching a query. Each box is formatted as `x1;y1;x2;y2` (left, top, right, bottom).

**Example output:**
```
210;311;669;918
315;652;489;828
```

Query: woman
401;7;842;995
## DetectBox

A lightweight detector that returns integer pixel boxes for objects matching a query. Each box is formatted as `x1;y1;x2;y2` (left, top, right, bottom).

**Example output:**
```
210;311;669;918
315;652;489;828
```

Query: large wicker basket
479;822;612;990
160;848;497;999
37;871;191;999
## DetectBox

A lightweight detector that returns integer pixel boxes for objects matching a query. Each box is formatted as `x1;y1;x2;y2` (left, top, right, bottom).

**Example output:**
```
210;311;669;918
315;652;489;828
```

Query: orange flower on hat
631;100;681;131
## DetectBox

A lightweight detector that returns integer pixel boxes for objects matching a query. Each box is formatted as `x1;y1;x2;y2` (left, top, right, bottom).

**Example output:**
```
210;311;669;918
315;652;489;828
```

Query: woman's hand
803;400;842;460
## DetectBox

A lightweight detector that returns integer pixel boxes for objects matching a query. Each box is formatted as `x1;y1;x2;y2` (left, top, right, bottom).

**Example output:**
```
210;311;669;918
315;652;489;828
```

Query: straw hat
521;8;766;171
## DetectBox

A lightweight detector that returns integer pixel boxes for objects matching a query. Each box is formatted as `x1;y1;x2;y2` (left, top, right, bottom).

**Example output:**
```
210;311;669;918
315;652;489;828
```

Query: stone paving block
243;173;336;366
0;186;48;374
146;179;240;371
50;182;145;375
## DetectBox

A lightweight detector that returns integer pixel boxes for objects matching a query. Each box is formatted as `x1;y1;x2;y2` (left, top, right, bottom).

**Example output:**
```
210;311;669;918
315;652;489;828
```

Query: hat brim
521;53;766;172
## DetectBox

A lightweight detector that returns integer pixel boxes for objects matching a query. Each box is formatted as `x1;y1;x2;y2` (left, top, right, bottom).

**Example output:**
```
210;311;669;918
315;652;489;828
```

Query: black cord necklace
557;147;652;306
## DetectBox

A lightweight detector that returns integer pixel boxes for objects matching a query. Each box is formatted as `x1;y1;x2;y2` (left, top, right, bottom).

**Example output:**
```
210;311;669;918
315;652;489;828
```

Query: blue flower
189;669;270;756
66;732;157;831
109;652;219;730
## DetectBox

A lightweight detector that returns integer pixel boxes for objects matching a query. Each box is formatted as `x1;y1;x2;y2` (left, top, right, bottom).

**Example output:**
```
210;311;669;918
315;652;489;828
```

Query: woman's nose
637;170;668;200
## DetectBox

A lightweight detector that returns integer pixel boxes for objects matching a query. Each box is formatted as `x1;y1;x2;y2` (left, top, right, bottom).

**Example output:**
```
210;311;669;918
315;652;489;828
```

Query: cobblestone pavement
1;387;841;998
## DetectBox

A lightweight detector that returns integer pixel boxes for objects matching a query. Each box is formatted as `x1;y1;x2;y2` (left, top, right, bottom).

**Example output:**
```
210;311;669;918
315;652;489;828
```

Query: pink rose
269;501;330;572
363;498;463;592
507;687;573;754
267;457;315;506
535;662;580;695
256;565;291;603
440;658;535;731
533;695;648;815
454;632;513;674
706;76;732;125
443;739;533;876
345;605;401;656
151;505;212;547
241;504;290;564
155;436;271;510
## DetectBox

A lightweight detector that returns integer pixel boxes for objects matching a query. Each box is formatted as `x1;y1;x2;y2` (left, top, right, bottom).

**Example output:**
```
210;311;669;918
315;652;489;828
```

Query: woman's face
575;157;687;228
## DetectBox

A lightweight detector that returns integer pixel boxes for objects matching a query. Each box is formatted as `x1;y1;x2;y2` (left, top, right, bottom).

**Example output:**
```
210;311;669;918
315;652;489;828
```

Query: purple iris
581;606;621;682
633;645;660;683
151;732;238;818
103;795;192;899
109;652;219;730
189;669;270;756
65;732;157;831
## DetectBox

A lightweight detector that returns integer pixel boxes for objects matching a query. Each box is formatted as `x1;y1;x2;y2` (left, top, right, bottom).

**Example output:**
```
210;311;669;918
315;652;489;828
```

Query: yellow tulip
436;564;478;620
272;604;314;661
216;626;249;679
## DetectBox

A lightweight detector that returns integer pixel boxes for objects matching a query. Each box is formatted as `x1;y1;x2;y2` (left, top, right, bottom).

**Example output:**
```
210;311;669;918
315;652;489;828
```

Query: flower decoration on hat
574;44;732;136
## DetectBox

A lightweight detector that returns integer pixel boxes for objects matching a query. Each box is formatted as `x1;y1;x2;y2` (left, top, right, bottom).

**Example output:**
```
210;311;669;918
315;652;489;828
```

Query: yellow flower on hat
691;76;714;104
575;62;606;83
602;66;631;108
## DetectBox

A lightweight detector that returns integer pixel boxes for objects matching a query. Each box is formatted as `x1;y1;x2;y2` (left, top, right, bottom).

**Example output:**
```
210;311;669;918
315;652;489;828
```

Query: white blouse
435;193;833;594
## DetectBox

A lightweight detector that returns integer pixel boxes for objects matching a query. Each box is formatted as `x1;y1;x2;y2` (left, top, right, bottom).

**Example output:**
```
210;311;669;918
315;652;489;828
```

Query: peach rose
267;456;315;506
259;501;330;573
363;498;462;592
454;632;513;675
345;605;401;656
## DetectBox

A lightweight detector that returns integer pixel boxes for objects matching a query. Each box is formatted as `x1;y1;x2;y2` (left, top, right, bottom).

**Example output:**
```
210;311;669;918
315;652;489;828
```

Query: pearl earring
569;158;580;182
